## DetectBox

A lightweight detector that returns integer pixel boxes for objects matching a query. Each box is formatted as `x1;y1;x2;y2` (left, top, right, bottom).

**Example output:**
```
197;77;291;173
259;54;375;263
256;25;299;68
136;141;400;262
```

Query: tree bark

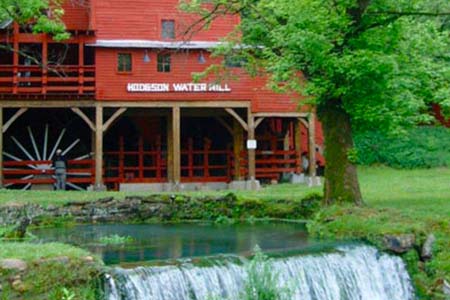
318;100;363;206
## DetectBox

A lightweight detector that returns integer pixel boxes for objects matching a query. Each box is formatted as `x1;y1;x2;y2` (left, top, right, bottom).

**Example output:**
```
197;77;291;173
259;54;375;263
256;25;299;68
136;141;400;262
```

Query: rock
443;280;450;297
11;279;26;292
99;197;114;204
383;234;416;254
421;233;436;261
0;259;27;272
83;256;94;263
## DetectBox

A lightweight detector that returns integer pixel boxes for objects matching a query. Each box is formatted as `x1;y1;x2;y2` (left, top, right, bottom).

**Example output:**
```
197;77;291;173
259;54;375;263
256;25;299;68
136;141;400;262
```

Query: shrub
354;126;450;168
243;246;291;300
98;234;134;245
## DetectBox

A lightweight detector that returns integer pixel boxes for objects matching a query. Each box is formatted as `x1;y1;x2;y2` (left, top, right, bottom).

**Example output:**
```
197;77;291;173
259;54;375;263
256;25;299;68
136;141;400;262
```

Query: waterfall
105;245;414;300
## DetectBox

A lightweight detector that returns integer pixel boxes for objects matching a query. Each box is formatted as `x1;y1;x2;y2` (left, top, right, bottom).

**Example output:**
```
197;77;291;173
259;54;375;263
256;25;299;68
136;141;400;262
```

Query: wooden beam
0;100;96;108
94;105;104;189
13;23;19;95
42;35;48;95
298;117;309;128
308;113;317;179
294;119;302;174
254;117;265;129
172;106;181;186
233;119;244;180
102;101;250;108
253;112;309;118
103;107;127;132
215;116;233;135
71;107;95;132
247;110;256;189
167;113;174;182
0;100;249;109
3;108;28;133
225;108;248;131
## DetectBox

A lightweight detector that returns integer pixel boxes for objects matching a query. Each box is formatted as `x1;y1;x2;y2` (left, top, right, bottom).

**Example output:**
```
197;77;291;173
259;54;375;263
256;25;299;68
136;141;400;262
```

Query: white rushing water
106;245;414;300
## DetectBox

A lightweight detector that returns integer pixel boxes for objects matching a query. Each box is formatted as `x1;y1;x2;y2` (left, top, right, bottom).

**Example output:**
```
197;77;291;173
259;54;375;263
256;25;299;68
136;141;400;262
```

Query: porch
0;102;319;191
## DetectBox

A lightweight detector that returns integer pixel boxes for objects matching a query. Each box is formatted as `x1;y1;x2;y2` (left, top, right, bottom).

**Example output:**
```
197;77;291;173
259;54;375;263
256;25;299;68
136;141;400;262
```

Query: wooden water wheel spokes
3;124;91;190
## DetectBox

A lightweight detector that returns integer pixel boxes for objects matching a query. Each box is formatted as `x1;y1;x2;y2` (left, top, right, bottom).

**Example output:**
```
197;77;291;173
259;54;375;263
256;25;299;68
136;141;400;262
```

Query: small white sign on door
247;139;257;150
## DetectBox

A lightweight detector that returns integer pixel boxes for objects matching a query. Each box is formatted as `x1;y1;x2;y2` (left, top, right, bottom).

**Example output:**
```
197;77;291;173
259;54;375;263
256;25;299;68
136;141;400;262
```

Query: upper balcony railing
0;64;95;97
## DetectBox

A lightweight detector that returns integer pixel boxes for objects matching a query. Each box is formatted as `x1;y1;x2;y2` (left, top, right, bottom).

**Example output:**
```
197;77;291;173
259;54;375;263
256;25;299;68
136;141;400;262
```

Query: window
161;20;175;39
118;53;132;72
157;53;171;72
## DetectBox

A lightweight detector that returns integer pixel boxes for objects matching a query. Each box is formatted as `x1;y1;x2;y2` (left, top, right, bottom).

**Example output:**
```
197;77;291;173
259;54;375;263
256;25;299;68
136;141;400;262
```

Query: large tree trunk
318;100;363;206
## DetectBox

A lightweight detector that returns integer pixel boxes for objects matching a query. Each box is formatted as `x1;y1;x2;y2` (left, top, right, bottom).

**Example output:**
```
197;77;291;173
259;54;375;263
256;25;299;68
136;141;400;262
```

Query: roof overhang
87;40;222;49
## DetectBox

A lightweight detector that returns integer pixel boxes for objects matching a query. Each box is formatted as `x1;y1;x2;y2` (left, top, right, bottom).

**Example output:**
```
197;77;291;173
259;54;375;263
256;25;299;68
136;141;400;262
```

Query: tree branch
367;11;450;17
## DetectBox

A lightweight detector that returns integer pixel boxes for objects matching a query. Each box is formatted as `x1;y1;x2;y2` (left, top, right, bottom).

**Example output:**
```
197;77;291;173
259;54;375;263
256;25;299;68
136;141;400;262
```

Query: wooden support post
138;137;144;179
71;107;96;131
156;136;162;180
308;113;317;181
3;108;27;133
172;106;181;186
232;119;244;180
0;107;3;188
94;105;104;190
42;35;48;95
225;108;248;131
247;110;256;189
294;119;302;174
188;138;194;178
78;38;84;95
283;121;290;170
203;138;210;178
90;130;95;185
119;136;124;182
12;23;19;95
166;113;174;182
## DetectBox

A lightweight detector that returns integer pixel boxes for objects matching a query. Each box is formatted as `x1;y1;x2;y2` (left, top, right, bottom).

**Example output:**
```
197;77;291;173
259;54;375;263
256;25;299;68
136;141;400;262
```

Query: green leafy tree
181;0;450;205
0;0;69;56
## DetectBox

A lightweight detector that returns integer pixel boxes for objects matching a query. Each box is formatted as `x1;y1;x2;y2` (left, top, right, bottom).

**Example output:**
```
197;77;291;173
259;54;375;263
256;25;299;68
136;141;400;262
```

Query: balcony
0;64;95;99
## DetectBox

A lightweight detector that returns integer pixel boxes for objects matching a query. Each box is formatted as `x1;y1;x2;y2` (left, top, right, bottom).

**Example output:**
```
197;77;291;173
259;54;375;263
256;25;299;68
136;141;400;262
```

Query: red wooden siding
91;0;239;40
95;48;303;113
61;0;92;30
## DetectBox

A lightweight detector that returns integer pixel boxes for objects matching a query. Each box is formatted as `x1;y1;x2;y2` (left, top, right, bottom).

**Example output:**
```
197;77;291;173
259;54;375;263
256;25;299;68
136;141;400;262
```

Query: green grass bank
0;166;449;299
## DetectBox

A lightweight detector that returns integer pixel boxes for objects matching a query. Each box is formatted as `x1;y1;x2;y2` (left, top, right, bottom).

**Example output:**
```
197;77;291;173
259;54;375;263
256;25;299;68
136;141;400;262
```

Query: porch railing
3;159;94;187
0;65;95;95
236;149;302;181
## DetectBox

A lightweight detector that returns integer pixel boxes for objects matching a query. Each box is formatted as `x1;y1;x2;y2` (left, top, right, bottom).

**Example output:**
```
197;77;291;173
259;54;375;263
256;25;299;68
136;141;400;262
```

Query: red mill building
0;0;324;191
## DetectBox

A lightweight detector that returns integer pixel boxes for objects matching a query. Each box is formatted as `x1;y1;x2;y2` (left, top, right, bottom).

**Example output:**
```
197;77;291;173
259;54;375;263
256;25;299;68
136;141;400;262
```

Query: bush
243;246;291;300
354;126;450;168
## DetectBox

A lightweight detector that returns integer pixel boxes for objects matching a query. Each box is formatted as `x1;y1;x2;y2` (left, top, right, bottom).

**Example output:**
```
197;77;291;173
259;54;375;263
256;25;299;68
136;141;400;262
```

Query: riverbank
0;167;449;299
308;167;450;299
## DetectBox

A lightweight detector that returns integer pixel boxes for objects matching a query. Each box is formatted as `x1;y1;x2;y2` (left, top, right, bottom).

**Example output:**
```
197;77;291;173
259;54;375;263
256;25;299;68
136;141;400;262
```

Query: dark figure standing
53;149;67;190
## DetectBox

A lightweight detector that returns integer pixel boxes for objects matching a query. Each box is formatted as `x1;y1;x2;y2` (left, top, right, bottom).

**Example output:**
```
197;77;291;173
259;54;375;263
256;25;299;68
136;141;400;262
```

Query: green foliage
163;193;321;222
98;234;134;245
307;170;450;300
0;0;69;41
0;242;103;300
355;126;450;168
182;0;450;131
243;246;291;300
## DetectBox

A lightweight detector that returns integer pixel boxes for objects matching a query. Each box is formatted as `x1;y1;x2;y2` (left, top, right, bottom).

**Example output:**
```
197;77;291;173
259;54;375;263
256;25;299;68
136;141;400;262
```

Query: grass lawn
0;166;447;210
0;166;448;299
307;166;450;299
